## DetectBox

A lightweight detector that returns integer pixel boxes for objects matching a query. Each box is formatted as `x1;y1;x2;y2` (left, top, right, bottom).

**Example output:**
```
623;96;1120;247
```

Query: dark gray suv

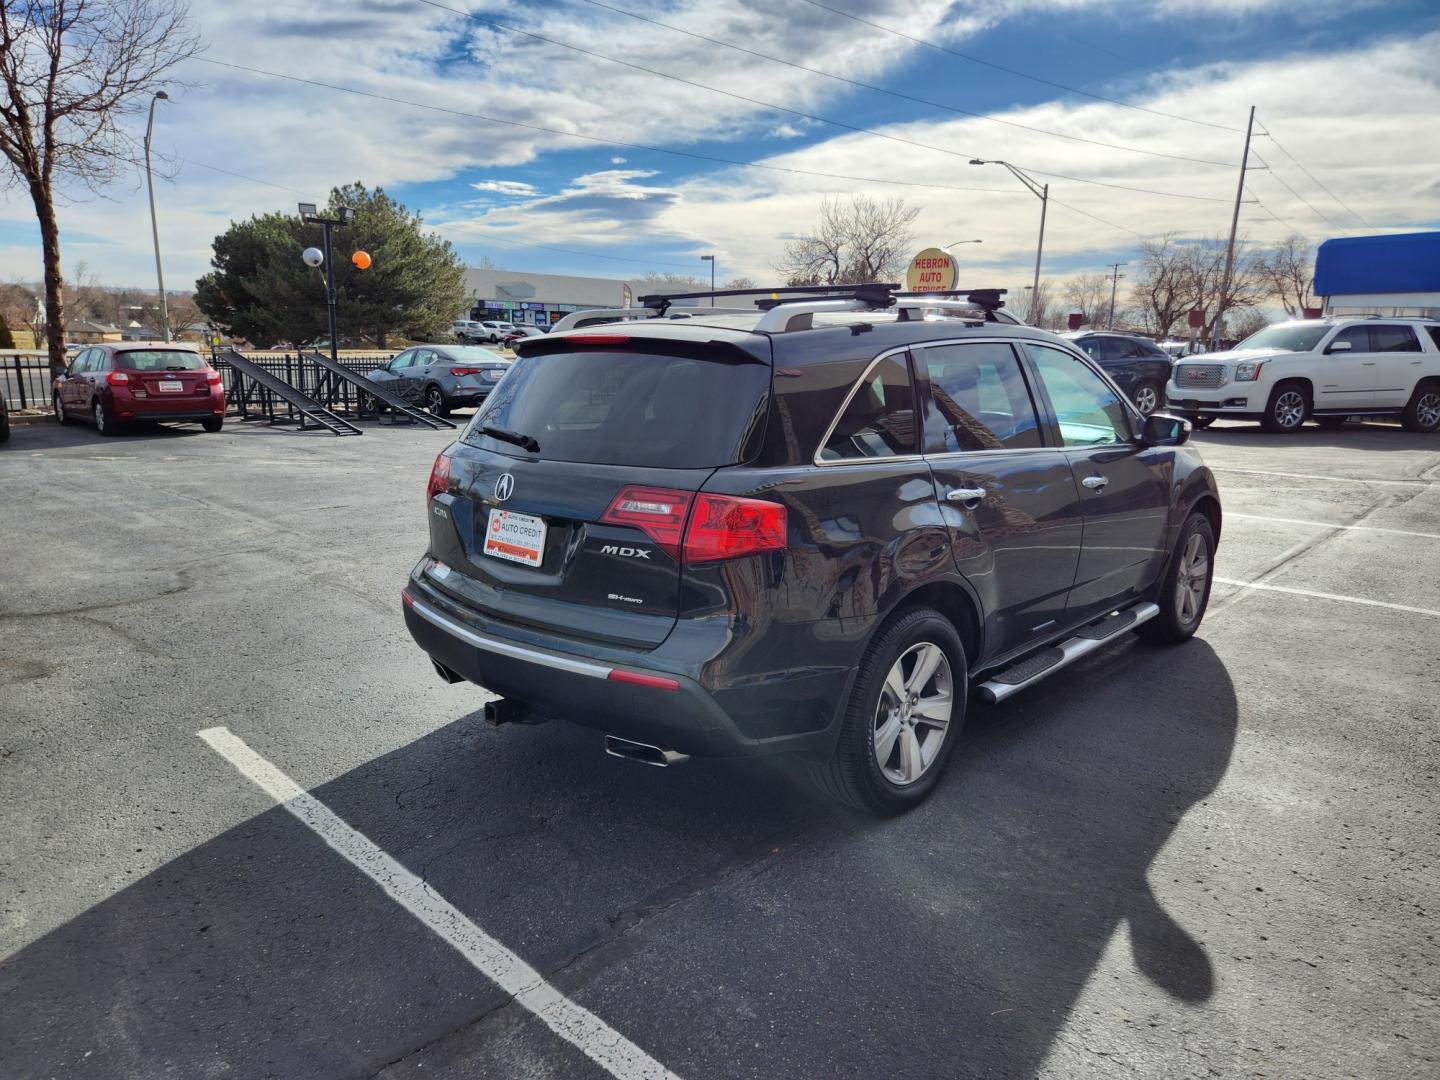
402;287;1221;813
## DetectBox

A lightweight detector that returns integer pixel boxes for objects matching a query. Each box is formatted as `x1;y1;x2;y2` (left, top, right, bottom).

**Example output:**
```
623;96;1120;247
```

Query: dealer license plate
483;508;546;568
157;381;185;393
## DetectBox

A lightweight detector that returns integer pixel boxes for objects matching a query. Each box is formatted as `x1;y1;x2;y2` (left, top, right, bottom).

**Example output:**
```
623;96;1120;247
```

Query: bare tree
777;195;920;285
1183;236;1266;343
1128;234;1193;338
1060;273;1111;327
723;276;755;289
1227;307;1269;342
0;1;201;371
1255;236;1316;318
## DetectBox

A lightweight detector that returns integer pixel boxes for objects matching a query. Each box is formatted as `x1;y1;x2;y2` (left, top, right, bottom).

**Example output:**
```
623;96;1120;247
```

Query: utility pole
143;92;171;342
1106;262;1127;329
971;160;1047;323
1211;106;1255;351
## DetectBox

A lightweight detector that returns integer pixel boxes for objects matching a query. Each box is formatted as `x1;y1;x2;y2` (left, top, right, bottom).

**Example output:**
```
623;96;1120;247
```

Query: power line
1250;153;1343;231
1250;194;1313;243
179;157;322;199
792;0;1244;133
413;0;1236;203
1255;120;1374;230
190;57;1025;198
572;0;1236;169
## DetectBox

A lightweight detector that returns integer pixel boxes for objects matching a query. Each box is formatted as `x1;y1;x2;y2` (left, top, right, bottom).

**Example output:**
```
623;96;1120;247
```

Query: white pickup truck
1167;317;1440;433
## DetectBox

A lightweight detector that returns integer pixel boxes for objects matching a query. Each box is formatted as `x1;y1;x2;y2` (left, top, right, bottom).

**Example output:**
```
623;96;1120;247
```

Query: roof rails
635;282;1010;333
549;305;751;333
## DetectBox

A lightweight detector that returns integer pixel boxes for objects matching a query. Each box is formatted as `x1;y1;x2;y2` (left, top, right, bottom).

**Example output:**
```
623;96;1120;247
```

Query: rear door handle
946;487;986;507
1082;475;1109;491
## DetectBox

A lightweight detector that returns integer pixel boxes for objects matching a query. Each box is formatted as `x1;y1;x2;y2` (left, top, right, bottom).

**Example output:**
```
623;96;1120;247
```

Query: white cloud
471;180;540;196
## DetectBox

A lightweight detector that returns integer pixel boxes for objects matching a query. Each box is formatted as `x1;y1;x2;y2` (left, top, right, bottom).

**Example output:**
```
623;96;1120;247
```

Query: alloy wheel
1273;390;1305;430
1417;391;1440;430
93;400;106;432
1175;532;1210;626
426;387;444;413
1134;384;1158;414
873;642;953;786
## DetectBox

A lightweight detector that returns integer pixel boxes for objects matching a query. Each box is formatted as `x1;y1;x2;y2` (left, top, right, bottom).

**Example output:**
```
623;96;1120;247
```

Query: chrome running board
976;601;1160;704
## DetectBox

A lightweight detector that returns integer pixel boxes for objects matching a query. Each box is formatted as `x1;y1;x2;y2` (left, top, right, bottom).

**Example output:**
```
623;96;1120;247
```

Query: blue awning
1313;231;1440;296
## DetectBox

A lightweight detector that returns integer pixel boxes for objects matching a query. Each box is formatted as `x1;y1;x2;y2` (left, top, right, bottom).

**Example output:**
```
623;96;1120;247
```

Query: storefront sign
905;248;958;292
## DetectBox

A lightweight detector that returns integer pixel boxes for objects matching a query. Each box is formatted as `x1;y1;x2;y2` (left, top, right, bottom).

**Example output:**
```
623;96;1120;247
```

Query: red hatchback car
54;342;226;435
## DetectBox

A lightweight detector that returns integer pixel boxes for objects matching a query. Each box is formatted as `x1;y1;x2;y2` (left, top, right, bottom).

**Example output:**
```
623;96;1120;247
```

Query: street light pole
143;91;171;342
299;204;355;364
700;254;715;304
971;160;1047;323
1211;105;1256;351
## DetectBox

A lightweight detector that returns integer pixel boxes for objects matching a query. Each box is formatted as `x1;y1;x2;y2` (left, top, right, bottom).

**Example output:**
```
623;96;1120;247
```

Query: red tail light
450;367;481;376
427;452;452;503
600;486;787;563
684;494;788;563
607;669;681;692
106;371;130;386
600;486;692;559
206;370;222;384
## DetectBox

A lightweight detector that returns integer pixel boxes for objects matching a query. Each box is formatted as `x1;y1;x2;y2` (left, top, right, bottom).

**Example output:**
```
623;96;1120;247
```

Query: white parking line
1226;512;1440;541
197;727;680;1080
1213;577;1440;618
1211;466;1437;487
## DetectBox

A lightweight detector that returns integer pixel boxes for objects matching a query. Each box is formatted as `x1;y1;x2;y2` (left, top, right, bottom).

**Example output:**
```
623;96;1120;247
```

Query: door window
1026;345;1132;447
412;349;436;367
1100;337;1138;362
820;353;918;460
918;342;1042;452
1328;326;1370;353
1072;336;1103;360
390;350;416;369
1371;325;1420;352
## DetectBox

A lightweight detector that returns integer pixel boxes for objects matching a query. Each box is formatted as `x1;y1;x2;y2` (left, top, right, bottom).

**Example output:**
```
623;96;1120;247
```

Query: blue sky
2;0;1438;293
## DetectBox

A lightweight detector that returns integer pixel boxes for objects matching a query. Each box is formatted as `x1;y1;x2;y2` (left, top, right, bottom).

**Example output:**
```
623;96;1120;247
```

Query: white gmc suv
1168;317;1440;433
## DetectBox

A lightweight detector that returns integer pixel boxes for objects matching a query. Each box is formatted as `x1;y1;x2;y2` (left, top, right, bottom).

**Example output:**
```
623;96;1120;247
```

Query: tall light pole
143;91;171;342
971;159;1047;323
943;239;983;249
299;203;356;363
1106;262;1127;329
700;254;715;304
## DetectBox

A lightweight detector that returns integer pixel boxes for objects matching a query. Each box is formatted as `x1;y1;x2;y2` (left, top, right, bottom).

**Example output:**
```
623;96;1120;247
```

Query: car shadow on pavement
0;637;1236;1079
1197;420;1432;452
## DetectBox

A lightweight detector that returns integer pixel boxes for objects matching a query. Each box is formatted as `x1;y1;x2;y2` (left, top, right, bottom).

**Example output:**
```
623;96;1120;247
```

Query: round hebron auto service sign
905;248;958;292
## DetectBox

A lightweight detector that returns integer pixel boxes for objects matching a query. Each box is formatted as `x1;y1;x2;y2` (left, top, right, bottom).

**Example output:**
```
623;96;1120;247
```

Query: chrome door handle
1082;475;1109;490
947;487;986;506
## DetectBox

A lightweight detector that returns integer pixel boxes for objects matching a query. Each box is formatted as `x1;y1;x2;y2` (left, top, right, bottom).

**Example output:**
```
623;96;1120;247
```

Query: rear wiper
480;424;540;453
165;366;189;371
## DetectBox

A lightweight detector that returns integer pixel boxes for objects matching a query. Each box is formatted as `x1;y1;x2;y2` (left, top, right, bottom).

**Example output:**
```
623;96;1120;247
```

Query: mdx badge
601;544;652;560
494;473;515;502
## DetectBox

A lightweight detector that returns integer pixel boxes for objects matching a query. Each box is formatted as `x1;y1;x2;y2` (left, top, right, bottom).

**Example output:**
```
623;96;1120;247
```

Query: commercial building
461;268;711;328
1314;231;1440;318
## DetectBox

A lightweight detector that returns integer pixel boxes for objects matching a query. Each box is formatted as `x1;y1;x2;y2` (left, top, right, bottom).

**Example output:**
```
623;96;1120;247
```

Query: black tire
1400;380;1440;434
1139;512;1215;644
1190;416;1215;430
1315;415;1349;430
93;398;119;436
425;385;451;417
1132;379;1164;416
202;417;224;433
810;606;967;815
1260;380;1310;434
54;392;72;425
0;414;9;444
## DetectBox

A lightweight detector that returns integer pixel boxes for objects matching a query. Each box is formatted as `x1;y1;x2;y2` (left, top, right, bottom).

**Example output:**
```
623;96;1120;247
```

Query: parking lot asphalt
2;415;1437;1079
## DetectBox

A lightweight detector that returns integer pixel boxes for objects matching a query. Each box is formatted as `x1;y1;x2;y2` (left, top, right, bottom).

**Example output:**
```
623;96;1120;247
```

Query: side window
1329;326;1370;353
70;350;89;372
1427;326;1440;351
820;353;918;461
1372;325;1420;352
1074;337;1103;360
918;342;1042;452
391;350;415;369
1100;338;1136;361
1026;345;1132;447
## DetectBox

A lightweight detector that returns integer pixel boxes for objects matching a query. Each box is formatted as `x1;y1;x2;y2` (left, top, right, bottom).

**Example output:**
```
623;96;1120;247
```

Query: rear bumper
401;575;848;758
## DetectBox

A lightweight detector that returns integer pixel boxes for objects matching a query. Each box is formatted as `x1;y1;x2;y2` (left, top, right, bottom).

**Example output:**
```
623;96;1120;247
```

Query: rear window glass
117;350;206;371
465;350;769;468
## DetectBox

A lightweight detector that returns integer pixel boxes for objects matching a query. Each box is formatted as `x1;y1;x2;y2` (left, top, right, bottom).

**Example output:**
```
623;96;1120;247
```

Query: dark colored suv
402;290;1221;813
1062;331;1173;415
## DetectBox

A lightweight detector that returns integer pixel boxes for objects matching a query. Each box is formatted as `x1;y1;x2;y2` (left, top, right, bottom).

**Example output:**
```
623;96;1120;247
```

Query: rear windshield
446;346;509;363
465;349;769;468
117;350;207;371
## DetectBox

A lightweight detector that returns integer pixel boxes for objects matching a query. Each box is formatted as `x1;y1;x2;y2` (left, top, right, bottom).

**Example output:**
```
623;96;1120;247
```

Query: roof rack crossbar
636;283;902;307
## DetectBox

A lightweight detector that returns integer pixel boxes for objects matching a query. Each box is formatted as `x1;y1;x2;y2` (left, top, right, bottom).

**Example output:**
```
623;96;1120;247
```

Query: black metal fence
1;353;55;411
1;350;398;417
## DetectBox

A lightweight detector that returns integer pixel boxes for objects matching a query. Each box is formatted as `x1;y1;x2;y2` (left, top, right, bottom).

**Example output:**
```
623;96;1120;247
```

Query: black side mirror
1142;412;1190;446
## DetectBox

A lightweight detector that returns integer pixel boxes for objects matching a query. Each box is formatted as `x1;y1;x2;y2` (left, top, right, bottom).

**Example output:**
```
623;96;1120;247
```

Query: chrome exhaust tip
604;735;690;767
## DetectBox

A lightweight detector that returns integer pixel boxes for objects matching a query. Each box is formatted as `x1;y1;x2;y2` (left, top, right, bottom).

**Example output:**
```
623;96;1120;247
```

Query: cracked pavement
1;416;1438;1078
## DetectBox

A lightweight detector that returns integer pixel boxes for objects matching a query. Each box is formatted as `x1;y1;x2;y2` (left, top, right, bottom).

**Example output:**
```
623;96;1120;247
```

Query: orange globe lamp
351;250;372;270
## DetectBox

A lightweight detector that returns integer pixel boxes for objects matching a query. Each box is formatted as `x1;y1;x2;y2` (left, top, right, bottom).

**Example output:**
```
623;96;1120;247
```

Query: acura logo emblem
494;473;514;502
